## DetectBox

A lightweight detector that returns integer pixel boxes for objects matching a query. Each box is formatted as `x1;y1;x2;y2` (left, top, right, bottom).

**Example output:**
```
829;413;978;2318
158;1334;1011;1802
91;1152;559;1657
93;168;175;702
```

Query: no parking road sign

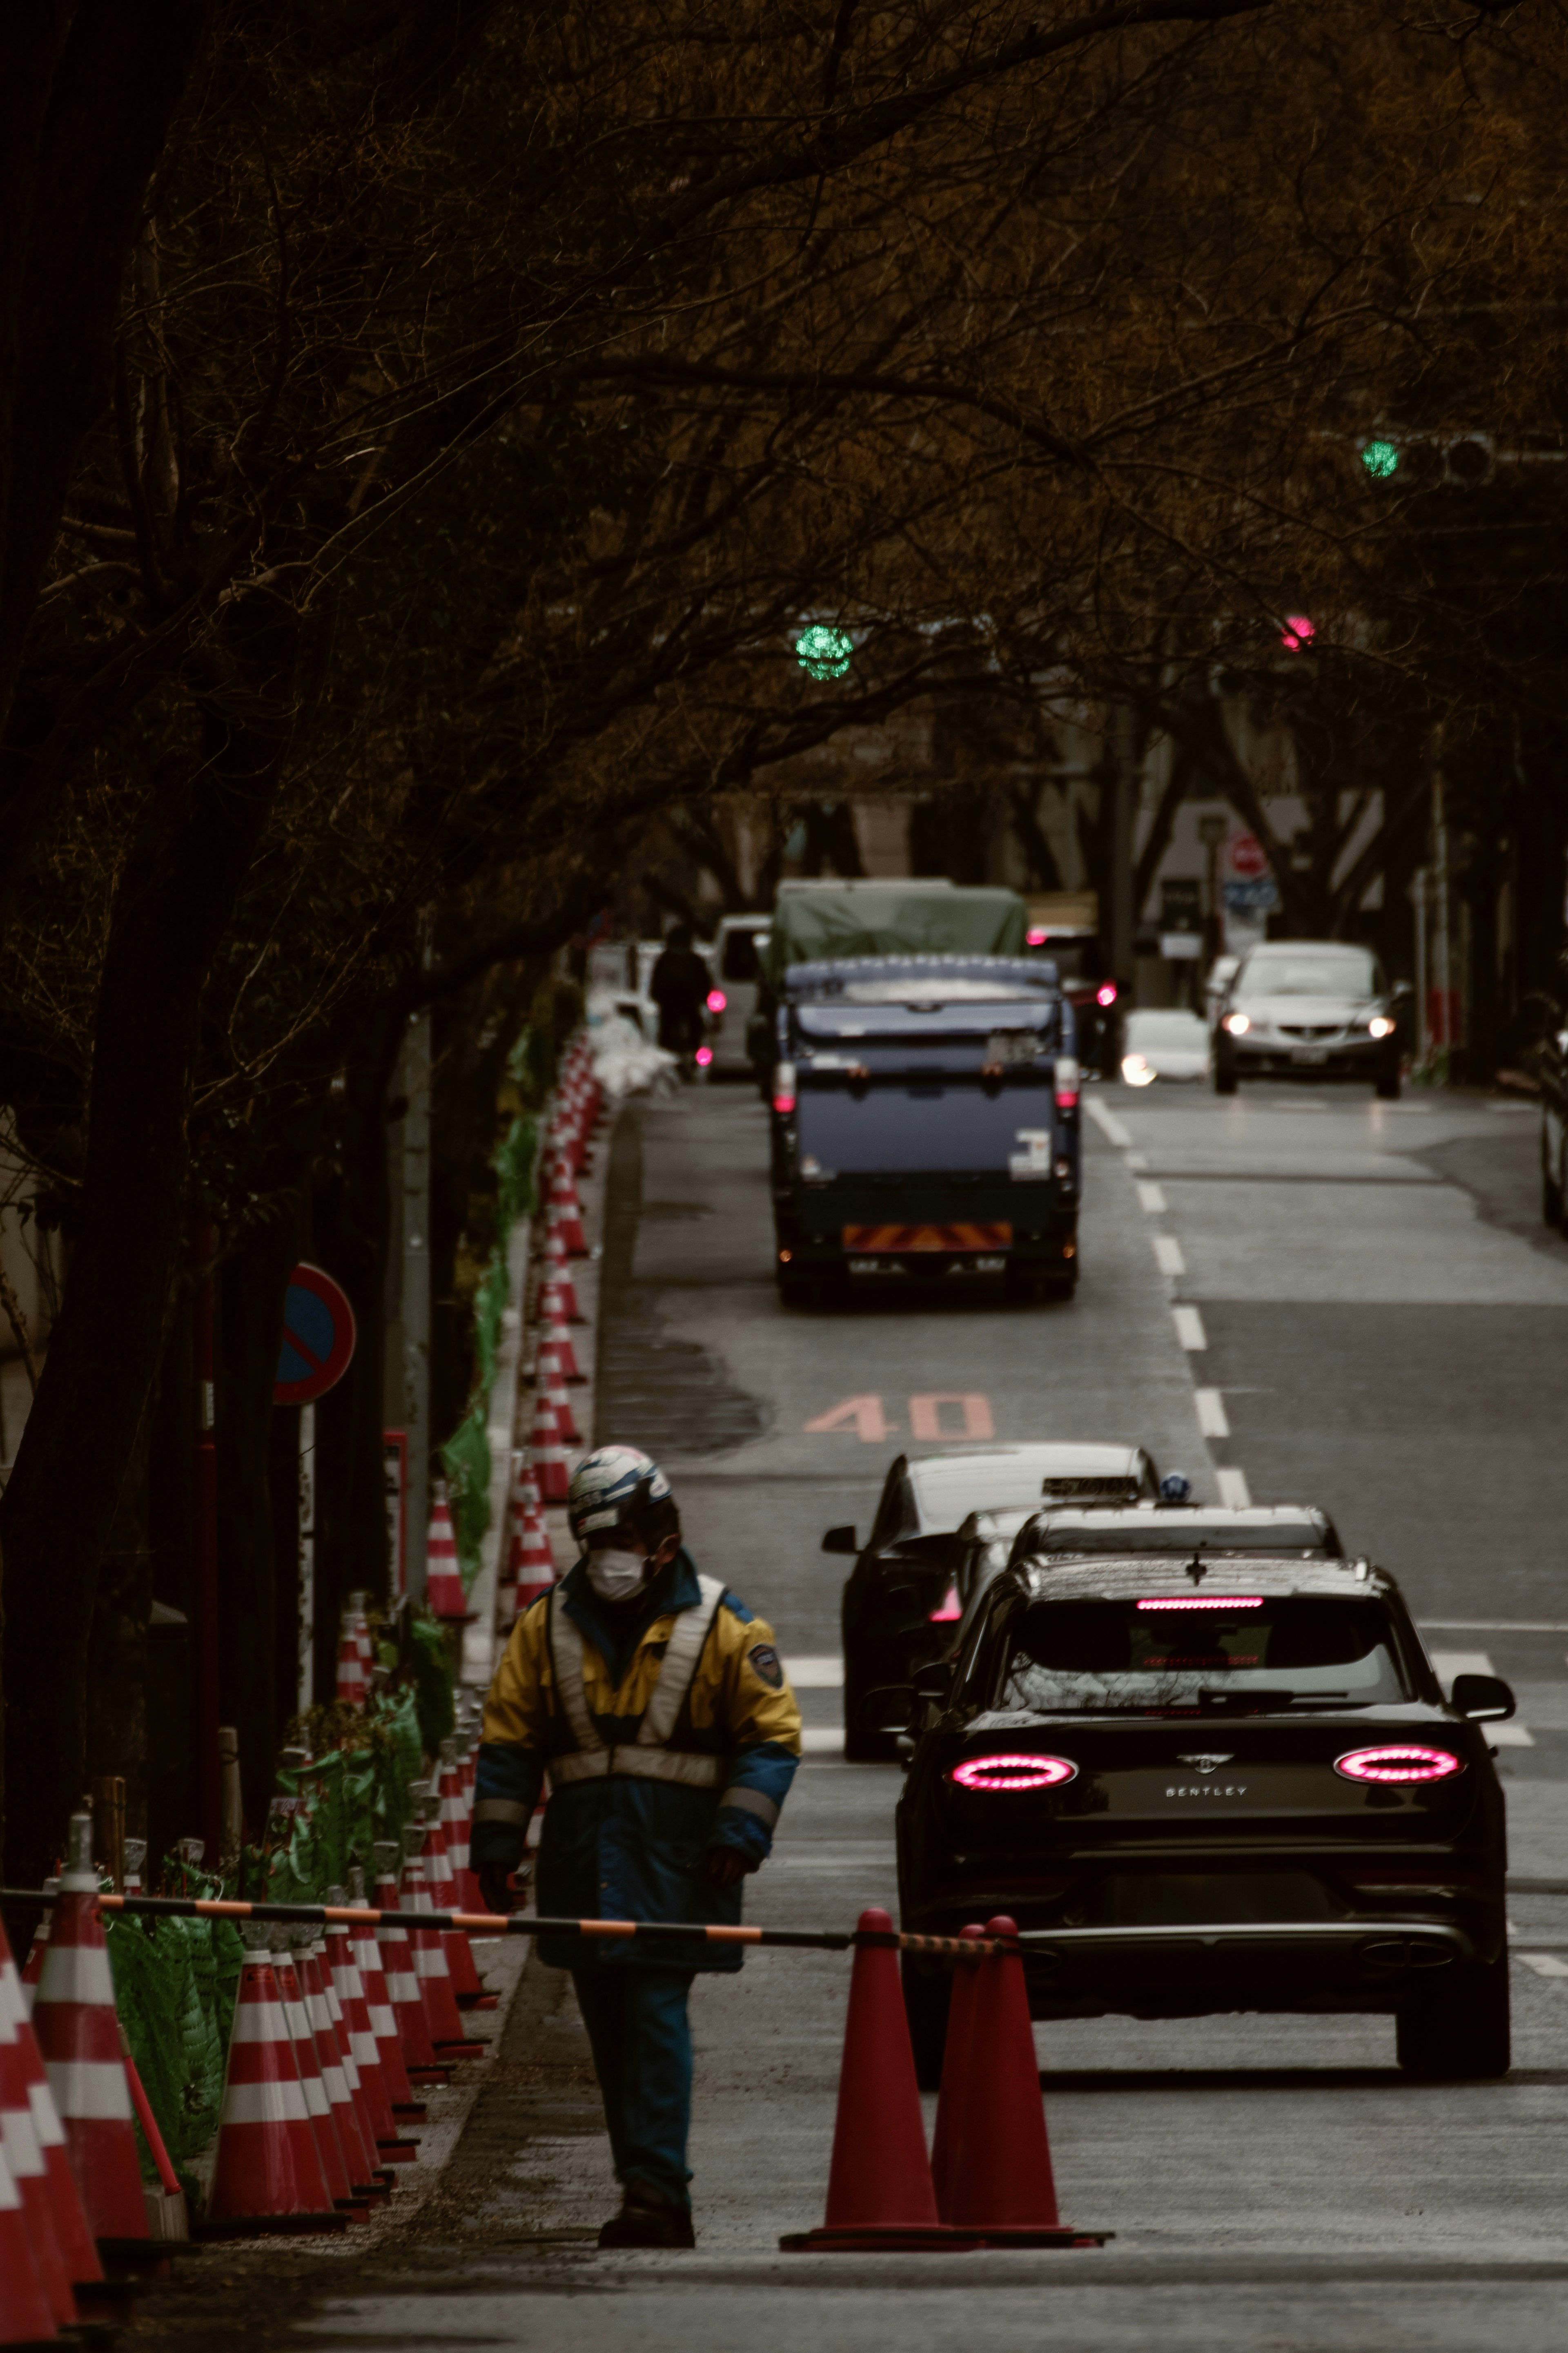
274;1262;357;1405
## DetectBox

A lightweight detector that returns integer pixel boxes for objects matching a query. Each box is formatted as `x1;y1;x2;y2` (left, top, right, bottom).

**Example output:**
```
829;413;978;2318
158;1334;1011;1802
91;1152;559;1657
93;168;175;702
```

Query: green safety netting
106;1878;244;2193
268;1686;426;1899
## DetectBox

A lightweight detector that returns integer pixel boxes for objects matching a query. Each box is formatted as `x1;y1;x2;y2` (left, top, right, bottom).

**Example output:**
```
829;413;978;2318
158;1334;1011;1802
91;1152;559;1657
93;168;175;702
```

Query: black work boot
597;2183;696;2249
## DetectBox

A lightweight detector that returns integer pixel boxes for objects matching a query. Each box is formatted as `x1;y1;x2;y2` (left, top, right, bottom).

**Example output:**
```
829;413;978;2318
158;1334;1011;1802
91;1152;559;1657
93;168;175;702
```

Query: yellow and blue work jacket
473;1548;802;1971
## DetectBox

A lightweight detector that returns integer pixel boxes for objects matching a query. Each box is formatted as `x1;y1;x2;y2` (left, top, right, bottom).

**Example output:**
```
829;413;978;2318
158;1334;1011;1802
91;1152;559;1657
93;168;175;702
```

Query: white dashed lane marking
1517;1953;1568;1977
1216;1466;1252;1509
1085;1097;1133;1148
1154;1234;1186;1278
1172;1304;1207;1351
1136;1180;1167;1214
1195;1387;1229;1439
1428;1649;1535;1746
786;1657;844;1688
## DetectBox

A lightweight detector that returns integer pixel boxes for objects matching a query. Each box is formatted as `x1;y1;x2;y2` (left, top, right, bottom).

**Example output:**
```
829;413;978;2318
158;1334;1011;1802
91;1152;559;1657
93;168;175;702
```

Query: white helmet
567;1446;679;1550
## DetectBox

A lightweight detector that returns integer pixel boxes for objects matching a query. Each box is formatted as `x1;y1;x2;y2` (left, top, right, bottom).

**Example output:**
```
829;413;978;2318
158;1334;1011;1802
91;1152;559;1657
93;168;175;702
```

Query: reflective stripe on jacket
474;1548;801;1971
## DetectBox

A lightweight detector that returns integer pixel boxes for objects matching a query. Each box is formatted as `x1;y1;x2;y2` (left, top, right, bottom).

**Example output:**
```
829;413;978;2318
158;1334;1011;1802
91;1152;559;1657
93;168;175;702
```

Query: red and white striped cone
419;1784;485;2005
122;1844;145;1901
31;1815;146;2244
547;1156;588;1256
0;2137;58;2346
303;1944;382;2200
538;1273;582;1353
349;1591;374;1679
545;1367;582;1449
425;1482;468;1619
370;1847;448;2085
399;1820;479;2056
0;1954;77;2327
334;1613;367;1710
20;1879;56;2015
0;1927;102;2296
347;1867;421;2120
530;1390;569;1504
540;1228;583;1323
510;1466;557;1613
205;1931;337;2233
535;1324;584;1387
438;1740;484;1917
270;1944;358;2215
321;1905;408;2161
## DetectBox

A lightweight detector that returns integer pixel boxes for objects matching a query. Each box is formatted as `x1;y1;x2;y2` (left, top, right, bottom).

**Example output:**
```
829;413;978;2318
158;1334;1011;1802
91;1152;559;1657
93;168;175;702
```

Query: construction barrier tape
0;1889;1008;1960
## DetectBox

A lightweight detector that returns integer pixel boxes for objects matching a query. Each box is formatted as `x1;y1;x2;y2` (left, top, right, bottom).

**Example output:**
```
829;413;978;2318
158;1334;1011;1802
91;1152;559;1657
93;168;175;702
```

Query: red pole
195;1226;221;1866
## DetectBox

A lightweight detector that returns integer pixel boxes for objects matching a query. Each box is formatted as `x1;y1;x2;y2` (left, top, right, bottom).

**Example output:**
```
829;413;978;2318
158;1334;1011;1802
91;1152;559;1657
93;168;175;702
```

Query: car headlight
1121;1053;1156;1086
1223;1012;1251;1036
1368;1015;1396;1039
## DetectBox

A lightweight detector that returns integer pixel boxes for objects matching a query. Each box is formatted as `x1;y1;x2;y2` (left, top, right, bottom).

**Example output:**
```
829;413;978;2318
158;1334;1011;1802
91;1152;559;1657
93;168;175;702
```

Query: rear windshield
978;1596;1408;1712
1027;937;1105;983
721;928;766;981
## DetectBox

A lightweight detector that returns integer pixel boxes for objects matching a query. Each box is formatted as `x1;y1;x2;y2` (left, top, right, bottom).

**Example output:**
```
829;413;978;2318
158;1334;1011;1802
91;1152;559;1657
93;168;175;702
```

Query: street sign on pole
1228;831;1269;880
274;1263;357;1405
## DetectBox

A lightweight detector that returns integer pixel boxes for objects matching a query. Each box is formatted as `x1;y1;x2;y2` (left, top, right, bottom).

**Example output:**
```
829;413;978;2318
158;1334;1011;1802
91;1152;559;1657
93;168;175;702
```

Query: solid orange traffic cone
0;1923;103;2299
204;1933;341;2236
929;1925;986;2221
944;1916;1097;2247
370;1847;448;2088
0;2138;58;2345
780;1910;953;2252
31;1815;147;2246
347;1866;423;2121
425;1481;467;1618
400;1819;481;2057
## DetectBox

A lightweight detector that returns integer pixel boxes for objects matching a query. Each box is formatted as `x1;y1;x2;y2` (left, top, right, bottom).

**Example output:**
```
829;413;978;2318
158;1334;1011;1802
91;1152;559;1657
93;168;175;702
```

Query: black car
892;1552;1514;2087
1005;1501;1344;1571
829;1444;1158;1760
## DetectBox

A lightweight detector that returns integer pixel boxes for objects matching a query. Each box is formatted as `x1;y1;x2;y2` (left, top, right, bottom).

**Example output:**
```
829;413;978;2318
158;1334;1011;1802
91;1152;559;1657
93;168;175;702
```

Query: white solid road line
800;1727;846;1753
1216;1465;1252;1509
785;1657;845;1687
1429;1649;1535;1746
1136;1180;1167;1214
1421;1618;1568;1634
1173;1304;1207;1351
1517;1953;1568;1977
1195;1387;1229;1439
1154;1233;1186;1277
1085;1096;1133;1148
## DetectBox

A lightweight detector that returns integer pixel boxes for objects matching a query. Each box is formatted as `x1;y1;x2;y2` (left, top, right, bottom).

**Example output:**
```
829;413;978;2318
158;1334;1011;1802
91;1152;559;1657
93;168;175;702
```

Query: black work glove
478;1858;529;1917
702;1847;753;1891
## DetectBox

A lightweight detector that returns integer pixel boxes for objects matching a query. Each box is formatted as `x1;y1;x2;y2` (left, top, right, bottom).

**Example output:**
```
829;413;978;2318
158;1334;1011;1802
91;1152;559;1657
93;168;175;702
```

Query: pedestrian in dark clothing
650;924;710;1058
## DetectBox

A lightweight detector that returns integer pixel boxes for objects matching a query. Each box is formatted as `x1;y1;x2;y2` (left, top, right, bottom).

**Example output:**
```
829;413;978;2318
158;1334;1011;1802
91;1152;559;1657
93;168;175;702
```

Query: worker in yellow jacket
473;1445;802;2248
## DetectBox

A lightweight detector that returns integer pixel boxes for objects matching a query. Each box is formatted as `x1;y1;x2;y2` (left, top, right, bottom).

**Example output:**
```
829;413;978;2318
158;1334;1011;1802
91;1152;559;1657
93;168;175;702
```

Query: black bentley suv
891;1548;1514;2087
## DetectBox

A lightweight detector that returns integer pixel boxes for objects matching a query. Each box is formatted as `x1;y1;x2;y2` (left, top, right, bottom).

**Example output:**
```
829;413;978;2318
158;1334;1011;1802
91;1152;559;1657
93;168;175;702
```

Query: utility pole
402;1009;432;1601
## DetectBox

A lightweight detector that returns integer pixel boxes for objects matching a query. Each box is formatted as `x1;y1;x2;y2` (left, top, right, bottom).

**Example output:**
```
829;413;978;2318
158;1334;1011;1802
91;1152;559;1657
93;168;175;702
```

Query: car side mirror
822;1525;858;1555
1390;979;1414;1001
864;1684;915;1736
1450;1673;1515;1722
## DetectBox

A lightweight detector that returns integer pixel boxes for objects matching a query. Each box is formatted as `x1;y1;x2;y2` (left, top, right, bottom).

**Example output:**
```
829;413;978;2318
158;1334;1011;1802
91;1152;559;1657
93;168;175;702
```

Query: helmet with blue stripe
568;1445;680;1552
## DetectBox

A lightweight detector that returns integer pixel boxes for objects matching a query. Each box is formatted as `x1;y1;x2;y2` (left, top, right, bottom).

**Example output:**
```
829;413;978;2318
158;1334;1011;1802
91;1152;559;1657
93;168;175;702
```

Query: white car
707;914;771;1074
1120;1006;1212;1085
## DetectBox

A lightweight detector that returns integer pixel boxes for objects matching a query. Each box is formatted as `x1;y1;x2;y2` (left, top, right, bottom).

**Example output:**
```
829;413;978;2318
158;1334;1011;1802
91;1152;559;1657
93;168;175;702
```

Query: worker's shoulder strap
637;1575;726;1748
548;1574;727;1755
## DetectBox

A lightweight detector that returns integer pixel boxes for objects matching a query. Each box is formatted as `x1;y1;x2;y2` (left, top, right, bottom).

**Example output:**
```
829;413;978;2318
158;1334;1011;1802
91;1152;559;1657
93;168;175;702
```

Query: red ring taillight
1334;1745;1465;1785
948;1753;1077;1792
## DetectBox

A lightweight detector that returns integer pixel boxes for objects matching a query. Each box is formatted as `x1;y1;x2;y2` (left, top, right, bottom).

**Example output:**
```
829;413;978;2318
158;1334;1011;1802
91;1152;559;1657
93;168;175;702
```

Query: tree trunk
0;601;298;1880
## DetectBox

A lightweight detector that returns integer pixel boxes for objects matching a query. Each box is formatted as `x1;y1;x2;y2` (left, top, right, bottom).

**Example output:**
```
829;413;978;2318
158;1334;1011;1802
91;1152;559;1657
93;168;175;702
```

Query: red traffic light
1280;615;1315;652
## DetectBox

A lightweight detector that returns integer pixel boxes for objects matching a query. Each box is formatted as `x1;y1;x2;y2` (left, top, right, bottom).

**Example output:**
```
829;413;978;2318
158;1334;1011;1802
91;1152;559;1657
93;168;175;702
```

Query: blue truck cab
770;955;1080;1305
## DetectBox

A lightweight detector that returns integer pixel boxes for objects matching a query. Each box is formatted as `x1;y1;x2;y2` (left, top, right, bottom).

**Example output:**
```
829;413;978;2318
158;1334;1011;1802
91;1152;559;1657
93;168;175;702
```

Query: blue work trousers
571;1965;696;2209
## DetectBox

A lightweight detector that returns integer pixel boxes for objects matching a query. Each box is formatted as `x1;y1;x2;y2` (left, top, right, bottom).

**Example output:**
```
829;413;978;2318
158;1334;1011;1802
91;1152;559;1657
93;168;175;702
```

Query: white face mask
586;1547;647;1603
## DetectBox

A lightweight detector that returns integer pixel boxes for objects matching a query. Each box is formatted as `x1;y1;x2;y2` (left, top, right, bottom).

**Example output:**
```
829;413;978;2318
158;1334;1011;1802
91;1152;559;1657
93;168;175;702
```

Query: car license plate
1290;1046;1329;1065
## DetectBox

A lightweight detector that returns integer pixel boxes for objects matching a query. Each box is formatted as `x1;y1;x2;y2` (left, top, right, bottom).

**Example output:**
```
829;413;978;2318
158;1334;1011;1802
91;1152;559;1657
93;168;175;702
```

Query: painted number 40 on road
804;1394;994;1442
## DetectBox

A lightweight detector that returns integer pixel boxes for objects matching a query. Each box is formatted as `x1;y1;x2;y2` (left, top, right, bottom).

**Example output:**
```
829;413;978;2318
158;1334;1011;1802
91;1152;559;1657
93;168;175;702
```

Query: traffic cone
540;1229;582;1323
419;1782;486;2005
321;1901;411;2162
370;1846;448;2087
204;1931;341;2235
270;1944;360;2216
438;1740;484;1917
334;1610;367;1709
122;1843;145;1899
530;1391;569;1504
0;2138;58;2346
31;1814;147;2244
510;1464;557;1610
425;1482;467;1618
780;1909;953;2252
0;1923;103;2297
535;1323;584;1387
546;1156;588;1256
929;1927;986;2219
541;1368;581;1449
400;1817;481;2056
347;1866;423;2121
301;1943;382;2200
944;1916;1092;2247
0;1952;78;2326
20;1880;56;2014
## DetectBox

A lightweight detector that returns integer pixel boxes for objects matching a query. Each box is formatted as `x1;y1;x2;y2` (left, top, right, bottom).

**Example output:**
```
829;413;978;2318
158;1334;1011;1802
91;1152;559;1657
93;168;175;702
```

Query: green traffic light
1361;439;1400;480
795;624;854;680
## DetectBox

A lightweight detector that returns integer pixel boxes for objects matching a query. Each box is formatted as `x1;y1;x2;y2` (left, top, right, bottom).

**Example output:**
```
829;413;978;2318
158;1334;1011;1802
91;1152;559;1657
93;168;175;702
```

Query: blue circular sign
274;1262;356;1404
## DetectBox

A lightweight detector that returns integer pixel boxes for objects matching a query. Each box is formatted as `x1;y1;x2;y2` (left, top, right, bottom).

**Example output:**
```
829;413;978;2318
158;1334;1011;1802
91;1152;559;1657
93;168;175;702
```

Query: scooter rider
471;1446;802;2248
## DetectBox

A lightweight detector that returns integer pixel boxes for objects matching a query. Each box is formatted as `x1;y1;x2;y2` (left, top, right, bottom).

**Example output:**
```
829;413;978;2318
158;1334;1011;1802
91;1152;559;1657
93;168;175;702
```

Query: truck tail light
948;1754;1078;1792
772;1062;796;1115
1054;1055;1080;1111
707;988;726;1013
928;1584;961;1624
1334;1745;1465;1785
1096;982;1118;1008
